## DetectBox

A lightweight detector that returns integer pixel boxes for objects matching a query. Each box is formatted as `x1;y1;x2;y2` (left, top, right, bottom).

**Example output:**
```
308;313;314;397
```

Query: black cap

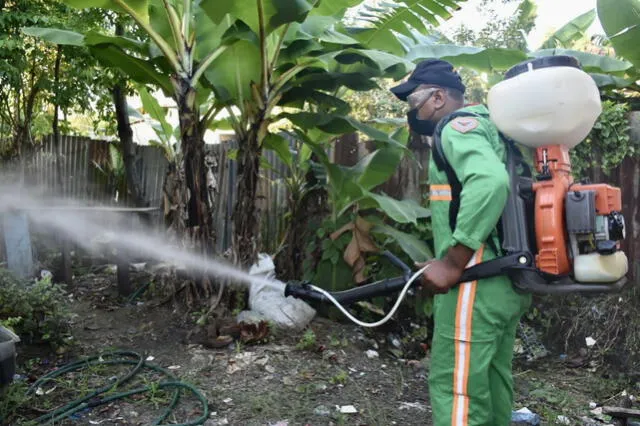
390;59;466;101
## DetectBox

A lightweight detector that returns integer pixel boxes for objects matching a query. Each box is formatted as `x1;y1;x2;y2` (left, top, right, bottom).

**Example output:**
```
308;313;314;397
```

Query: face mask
407;109;437;136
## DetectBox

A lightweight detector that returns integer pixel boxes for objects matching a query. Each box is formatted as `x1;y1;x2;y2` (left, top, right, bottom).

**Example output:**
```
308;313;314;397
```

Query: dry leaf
331;217;379;283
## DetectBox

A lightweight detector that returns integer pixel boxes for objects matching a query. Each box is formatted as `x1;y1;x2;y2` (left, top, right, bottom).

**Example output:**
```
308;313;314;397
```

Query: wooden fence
10;135;290;254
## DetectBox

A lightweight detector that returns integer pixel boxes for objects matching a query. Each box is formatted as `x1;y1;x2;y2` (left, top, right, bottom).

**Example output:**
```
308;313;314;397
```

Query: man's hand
415;259;463;294
415;244;475;294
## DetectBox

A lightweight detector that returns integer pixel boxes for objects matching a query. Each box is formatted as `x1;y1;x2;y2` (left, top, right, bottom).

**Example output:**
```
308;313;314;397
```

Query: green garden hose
26;350;209;425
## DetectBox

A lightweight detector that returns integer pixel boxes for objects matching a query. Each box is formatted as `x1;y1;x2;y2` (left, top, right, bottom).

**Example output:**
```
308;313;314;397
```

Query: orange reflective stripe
430;184;452;201
430;184;451;191
452;245;484;426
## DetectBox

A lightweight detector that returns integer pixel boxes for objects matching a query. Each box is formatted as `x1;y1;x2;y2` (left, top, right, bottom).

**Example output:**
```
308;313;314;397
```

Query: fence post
2;212;34;279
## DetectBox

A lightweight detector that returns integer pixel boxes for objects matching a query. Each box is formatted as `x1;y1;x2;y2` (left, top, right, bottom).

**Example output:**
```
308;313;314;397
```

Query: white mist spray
0;184;285;293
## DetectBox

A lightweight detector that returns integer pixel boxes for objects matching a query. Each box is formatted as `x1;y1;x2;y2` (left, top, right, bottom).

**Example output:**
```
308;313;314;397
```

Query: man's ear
432;89;447;109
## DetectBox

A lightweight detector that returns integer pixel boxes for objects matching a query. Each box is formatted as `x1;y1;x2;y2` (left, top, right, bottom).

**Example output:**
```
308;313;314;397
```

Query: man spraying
390;59;531;426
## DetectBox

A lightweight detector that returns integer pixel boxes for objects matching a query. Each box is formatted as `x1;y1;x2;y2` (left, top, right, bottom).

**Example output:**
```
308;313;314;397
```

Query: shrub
0;268;71;347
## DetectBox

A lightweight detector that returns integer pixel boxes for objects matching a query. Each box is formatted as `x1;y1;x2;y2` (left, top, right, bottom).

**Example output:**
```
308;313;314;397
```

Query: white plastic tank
487;56;602;148
573;251;629;283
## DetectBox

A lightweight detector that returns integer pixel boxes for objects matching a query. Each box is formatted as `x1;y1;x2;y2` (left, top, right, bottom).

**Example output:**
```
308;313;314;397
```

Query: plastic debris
255;356;269;366
399;402;428;411
557;415;570;424
314;405;331;416
337;405;358;414
240;254;316;331
589;402;598;409
315;383;327;392
586;337;597;347
366;350;379;359
511;407;540;425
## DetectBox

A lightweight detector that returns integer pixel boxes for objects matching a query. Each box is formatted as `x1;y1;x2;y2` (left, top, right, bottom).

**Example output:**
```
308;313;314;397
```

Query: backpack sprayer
284;56;629;327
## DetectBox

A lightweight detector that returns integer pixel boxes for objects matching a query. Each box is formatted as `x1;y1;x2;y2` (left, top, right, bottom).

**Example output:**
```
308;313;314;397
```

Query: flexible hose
25;350;209;426
306;264;431;328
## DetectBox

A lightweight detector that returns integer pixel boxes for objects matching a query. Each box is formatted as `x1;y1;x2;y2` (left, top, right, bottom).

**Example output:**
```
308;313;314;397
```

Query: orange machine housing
531;145;622;275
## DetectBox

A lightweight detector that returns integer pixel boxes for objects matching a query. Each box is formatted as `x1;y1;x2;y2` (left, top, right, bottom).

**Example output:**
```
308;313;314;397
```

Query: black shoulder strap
431;111;505;256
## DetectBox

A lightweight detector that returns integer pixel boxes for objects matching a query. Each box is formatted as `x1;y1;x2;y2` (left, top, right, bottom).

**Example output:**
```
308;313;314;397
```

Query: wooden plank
602;406;640;419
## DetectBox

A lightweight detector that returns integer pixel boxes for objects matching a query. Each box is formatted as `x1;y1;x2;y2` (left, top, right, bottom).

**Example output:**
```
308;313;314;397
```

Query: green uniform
427;104;531;426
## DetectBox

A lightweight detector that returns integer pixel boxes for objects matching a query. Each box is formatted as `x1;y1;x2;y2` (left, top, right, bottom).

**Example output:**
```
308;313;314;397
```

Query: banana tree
197;0;464;267
597;0;640;83
23;0;229;252
25;0;465;268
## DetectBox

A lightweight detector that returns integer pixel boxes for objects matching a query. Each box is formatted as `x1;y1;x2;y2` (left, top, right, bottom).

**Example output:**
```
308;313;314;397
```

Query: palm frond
347;0;466;56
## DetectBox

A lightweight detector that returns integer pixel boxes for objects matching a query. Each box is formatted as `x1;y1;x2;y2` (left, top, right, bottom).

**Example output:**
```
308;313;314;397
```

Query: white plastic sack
239;254;315;331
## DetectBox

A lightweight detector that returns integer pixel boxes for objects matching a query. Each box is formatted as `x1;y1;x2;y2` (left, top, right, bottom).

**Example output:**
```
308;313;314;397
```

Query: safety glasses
407;87;438;111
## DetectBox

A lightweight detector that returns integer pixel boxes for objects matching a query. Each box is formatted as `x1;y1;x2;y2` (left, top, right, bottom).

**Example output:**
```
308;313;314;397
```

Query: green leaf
371;222;433;262
201;0;314;36
333;49;414;74
589;73;635;88
84;31;145;53
263;133;293;167
310;0;362;17
195;10;234;62
407;44;529;72
62;0;150;23
270;0;314;29
208;117;235;131
345;117;410;153
292;70;380;91
148;0;178;51
351;145;404;191
89;44;172;93
138;85;172;139
21;27;85;46
349;0;462;55
540;9;596;49
279;87;351;114
597;0;640;68
295;16;360;44
205;39;261;104
365;192;431;224
532;49;632;73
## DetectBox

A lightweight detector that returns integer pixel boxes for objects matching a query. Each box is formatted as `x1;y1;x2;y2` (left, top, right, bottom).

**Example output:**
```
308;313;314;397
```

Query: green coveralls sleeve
440;122;510;252
427;111;531;426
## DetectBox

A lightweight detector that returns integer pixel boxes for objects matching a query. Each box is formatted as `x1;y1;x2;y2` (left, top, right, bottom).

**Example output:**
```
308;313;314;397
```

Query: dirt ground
7;271;639;426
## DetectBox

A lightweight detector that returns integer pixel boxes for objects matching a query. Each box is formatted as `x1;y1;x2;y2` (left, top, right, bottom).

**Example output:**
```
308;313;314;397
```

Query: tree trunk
232;127;262;268
113;23;146;209
52;45;73;286
173;77;214;253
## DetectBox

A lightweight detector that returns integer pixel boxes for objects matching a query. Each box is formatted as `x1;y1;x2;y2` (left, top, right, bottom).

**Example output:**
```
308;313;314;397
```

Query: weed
328;334;348;348
0;381;33;425
0;268;71;347
296;329;316;350
330;369;348;385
